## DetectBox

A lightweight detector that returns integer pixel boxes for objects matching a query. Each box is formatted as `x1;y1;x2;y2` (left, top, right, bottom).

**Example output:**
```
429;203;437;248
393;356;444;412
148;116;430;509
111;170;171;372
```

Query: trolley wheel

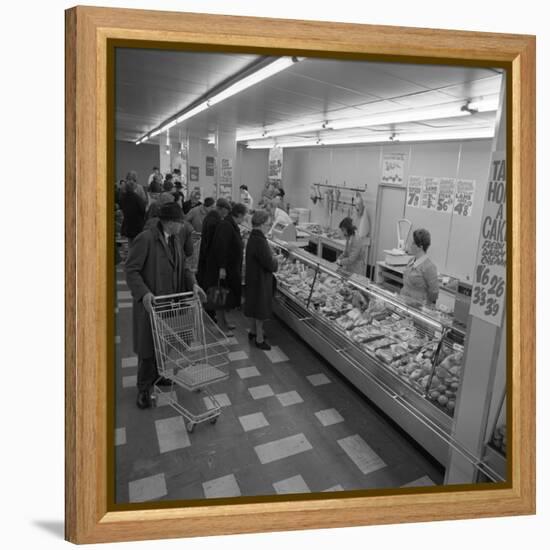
186;422;195;433
210;416;218;425
150;395;157;408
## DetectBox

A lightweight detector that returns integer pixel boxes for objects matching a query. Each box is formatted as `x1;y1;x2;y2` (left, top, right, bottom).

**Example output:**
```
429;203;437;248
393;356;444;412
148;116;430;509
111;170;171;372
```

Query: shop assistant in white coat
336;217;367;276
401;228;439;306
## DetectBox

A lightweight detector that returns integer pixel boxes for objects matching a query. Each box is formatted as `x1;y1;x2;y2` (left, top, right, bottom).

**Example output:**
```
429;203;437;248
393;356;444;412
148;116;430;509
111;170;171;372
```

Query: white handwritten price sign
421;177;439;210
454;179;475;217
470;152;506;326
381;153;406;185
437;178;455;213
407;176;423;208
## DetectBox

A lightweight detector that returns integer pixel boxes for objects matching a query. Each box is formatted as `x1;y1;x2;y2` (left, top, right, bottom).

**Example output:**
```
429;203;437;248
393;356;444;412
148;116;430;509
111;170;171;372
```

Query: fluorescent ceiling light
160;120;177;132
397;127;494;142
176;102;209;123
208;57;298;106
151;129;162;137
238;121;330;141
142;136;148;142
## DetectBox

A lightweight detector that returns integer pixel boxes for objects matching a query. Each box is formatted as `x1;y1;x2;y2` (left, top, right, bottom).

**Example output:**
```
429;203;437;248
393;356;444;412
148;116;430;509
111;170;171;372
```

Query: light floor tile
236;366;261;379
203;393;232;409
115;336;121;344
155;416;191;453
273;475;310;495
254;433;312;464
307;373;331;386
115;427;126;446
401;476;436;488
117;290;132;300
323;484;345;492
276;391;303;407
121;356;138;368
225;337;239;346
338;435;386;475
118;302;132;309
122;375;137;388
203;473;241;499
315;408;344;427
228;350;248;362
128;473;167;503
263;346;289;363
239;412;269;432
248;385;274;400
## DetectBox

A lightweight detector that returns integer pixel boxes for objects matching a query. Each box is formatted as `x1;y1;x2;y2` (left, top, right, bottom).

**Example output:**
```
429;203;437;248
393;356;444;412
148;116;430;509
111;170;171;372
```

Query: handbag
206;280;229;309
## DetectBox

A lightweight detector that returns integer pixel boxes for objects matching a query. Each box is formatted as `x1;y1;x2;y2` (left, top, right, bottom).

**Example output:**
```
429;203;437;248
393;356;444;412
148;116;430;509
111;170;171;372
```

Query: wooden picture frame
65;5;535;544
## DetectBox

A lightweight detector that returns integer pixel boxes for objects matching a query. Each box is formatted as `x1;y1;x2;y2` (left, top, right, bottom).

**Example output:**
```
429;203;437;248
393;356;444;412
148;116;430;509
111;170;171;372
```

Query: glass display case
270;240;467;465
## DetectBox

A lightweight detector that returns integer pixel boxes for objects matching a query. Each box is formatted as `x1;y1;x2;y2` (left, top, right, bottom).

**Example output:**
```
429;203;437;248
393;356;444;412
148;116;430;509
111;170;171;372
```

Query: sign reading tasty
470;152;506;326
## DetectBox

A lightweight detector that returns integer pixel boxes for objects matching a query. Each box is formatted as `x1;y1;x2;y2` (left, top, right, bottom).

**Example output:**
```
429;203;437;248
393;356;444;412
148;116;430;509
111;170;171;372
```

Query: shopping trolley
149;292;231;432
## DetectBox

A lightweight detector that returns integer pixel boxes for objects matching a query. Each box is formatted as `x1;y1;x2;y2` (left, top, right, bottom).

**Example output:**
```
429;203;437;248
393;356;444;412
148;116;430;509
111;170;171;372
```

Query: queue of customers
121;169;282;410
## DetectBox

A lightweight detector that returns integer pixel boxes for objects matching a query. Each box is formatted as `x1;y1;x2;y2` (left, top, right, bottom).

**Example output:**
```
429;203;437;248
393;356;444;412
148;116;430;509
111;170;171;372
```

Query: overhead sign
381;153;406;185
469;152;506;326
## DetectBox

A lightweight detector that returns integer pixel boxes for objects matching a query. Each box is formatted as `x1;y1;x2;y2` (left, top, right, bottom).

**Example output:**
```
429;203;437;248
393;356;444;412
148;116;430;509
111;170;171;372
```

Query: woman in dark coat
244;210;279;350
203;202;247;335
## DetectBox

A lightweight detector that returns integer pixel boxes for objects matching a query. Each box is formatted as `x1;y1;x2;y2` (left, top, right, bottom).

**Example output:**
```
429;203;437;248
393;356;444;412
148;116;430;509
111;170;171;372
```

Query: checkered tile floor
115;268;442;503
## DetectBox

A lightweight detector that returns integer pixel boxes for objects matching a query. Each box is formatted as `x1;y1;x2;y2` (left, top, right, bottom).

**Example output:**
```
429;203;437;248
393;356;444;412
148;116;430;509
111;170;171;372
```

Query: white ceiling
115;49;503;145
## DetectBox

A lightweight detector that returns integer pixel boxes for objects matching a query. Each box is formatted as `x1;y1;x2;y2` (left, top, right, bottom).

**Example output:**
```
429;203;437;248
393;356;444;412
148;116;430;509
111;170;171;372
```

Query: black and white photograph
113;48;508;504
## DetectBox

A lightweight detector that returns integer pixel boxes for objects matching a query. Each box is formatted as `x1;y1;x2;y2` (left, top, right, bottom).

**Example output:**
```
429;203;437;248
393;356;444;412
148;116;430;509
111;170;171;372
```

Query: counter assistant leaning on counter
401;228;439;306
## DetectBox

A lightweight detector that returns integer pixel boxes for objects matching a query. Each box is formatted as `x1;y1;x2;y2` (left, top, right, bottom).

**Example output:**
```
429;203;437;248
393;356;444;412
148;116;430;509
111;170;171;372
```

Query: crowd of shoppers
120;168;284;409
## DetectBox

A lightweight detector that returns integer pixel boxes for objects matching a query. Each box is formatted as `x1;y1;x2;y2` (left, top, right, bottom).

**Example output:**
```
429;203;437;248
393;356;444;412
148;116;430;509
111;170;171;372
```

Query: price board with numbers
453;179;475;217
421;177;439;210
469;152;506;326
407;175;423;208
437;178;455;213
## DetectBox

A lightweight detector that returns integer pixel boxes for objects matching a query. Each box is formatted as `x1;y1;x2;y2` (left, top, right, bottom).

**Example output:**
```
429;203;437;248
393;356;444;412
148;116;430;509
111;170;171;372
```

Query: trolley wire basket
149;291;231;432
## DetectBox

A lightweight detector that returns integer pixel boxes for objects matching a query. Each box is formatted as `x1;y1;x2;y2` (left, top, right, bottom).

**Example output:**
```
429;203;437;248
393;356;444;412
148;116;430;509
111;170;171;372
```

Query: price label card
437;178;455;214
454;179;476;217
407;176;423;208
469;153;506;326
421;177;440;210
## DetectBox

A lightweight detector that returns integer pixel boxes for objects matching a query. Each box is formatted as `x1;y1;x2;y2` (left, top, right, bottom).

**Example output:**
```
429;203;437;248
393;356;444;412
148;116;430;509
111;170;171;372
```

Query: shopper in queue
197;197;231;292
244;210;279;350
119;178;146;247
203;202;248;335
125;202;206;410
401;228;439;306
182;189;201;215
239;184;254;210
336;217;367;276
185;197;215;232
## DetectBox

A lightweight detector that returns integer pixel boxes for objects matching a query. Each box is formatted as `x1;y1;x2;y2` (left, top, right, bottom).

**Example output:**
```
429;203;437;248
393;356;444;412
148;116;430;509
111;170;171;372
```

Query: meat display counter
270;241;466;466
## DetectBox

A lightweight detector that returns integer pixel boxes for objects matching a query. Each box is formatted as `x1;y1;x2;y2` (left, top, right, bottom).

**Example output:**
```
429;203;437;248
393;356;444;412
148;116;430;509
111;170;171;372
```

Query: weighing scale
271;221;297;243
383;218;413;266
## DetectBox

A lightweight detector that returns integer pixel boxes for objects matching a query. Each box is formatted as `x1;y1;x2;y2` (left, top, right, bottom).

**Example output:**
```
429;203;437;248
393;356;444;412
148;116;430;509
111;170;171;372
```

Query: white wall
237;145;269;205
187;137;217;198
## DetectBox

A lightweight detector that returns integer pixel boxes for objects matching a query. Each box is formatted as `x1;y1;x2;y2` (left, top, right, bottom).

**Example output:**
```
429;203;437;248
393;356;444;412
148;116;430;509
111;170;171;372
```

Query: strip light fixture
136;56;300;144
238;94;499;143
246;126;495;149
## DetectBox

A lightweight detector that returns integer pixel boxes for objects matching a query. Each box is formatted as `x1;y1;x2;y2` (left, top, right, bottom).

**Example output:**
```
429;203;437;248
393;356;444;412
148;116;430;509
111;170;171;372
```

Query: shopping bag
206;281;229;309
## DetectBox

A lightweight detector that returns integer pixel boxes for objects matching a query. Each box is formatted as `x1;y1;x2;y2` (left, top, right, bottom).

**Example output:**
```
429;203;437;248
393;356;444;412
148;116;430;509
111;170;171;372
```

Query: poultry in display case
274;244;466;418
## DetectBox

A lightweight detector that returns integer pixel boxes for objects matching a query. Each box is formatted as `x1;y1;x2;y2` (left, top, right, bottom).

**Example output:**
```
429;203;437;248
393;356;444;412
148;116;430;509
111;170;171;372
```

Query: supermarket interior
114;48;508;504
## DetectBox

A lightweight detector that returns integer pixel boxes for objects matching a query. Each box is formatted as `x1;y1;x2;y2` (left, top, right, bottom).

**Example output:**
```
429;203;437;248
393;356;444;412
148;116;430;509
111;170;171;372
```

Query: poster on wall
189;166;199;181
205;156;215;176
469;153;506;327
218;158;233;198
406;176;424;208
381;153;406;185
437;178;455;213
453;179;476;217
268;146;283;184
421;177;439;210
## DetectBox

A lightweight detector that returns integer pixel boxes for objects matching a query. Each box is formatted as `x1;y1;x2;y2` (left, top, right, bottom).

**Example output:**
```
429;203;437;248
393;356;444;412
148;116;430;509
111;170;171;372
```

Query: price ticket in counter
271;221;297;242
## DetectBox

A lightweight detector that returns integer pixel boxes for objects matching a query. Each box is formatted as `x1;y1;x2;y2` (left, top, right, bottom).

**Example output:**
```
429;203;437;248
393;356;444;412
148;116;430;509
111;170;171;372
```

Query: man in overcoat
125;202;205;409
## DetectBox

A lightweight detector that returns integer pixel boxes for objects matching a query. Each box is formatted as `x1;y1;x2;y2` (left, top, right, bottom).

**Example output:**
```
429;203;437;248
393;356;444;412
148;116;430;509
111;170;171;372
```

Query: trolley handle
151;291;195;303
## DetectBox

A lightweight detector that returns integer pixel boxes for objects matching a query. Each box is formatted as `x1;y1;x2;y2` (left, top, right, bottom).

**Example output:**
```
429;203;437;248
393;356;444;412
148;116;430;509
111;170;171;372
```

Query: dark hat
216;197;231;211
159;202;185;223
